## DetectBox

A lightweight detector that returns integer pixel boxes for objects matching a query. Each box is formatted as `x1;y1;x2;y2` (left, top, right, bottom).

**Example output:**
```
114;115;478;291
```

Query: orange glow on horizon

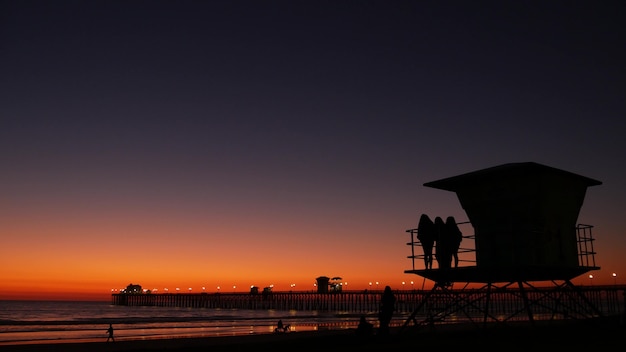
2;271;622;301
3;213;623;301
3;212;623;301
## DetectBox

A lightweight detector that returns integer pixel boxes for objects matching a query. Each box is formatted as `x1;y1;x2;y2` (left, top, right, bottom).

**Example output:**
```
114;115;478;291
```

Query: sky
1;0;625;301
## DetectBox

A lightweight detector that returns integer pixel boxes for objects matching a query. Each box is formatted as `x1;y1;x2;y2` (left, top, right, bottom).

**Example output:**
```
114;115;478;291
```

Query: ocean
3;286;620;346
0;300;373;346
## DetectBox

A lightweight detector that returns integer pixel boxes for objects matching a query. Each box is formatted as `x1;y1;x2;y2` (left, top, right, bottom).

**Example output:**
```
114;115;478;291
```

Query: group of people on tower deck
417;214;463;270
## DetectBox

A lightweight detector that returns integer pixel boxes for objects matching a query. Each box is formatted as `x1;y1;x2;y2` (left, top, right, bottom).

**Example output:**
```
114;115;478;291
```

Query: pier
112;286;625;325
112;290;385;311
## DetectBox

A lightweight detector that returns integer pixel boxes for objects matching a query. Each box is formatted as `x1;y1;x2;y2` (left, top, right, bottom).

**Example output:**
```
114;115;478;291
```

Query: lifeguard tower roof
424;162;601;192
412;162;602;283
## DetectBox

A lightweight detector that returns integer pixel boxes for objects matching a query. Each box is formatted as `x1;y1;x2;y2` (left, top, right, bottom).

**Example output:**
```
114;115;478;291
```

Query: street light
589;274;594;286
369;282;372;290
376;281;379;290
402;281;405;290
613;272;617;285
411;281;414;290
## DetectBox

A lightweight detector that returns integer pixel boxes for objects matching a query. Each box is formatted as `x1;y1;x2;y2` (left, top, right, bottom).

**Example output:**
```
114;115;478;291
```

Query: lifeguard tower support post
403;162;603;328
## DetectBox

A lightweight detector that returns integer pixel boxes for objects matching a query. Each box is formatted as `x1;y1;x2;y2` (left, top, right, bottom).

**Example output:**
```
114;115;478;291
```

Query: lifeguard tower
403;162;603;328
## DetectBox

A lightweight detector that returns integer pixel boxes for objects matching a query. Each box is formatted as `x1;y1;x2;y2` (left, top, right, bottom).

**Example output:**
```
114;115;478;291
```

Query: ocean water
4;288;618;346
0;300;370;346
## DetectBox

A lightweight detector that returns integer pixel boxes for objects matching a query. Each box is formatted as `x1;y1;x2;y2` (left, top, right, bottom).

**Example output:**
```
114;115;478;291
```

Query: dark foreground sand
4;317;624;352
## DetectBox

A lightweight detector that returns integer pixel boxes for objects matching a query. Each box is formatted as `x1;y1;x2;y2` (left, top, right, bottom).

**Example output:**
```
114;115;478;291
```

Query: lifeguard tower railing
405;222;597;271
576;224;597;268
405;221;476;271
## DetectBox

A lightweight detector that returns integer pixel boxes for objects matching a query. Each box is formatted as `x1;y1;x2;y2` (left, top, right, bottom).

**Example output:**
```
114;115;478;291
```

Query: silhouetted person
417;213;436;269
275;319;290;332
445;216;463;268
434;216;451;269
356;315;373;336
106;324;115;342
378;286;395;336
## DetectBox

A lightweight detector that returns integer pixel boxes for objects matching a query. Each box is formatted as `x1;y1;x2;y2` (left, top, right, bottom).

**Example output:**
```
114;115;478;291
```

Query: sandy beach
3;316;623;352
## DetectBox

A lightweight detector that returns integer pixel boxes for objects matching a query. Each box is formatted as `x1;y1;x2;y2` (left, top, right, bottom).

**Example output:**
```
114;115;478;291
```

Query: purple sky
1;1;625;298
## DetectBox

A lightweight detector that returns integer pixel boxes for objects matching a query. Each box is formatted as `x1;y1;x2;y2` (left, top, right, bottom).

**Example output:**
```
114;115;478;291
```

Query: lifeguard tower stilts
403;162;602;328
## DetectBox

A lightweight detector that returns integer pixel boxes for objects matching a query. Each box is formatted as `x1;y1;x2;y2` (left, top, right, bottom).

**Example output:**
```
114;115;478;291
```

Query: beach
4;317;623;352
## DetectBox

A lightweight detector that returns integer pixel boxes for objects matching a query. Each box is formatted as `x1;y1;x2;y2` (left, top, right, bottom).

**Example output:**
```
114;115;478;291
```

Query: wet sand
3;317;624;352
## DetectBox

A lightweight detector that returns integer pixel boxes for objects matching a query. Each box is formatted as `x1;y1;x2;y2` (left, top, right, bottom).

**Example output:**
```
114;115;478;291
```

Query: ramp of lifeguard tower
404;265;598;284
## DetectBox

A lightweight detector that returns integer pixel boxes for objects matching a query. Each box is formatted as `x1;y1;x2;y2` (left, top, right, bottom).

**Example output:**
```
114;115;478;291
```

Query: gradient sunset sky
2;1;625;300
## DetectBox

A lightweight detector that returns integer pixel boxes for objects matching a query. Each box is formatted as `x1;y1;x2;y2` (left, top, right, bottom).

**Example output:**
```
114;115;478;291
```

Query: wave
0;301;379;345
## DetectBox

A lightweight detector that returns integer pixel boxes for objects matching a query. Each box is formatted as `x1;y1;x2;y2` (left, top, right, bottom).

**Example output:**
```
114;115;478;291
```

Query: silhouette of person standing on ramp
434;216;451;269
445;216;463;268
417;214;436;269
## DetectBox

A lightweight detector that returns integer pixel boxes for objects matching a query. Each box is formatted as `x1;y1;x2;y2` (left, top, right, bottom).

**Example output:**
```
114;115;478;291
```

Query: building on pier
122;283;143;294
315;276;345;293
403;162;604;329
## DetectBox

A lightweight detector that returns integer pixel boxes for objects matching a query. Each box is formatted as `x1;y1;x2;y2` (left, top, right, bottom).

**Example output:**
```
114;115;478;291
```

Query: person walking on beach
106;323;115;342
378;286;396;336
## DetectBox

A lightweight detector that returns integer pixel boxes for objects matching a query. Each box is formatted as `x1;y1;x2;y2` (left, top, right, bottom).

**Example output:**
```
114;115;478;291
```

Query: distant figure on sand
434;216;450;269
445;216;463;268
356;315;374;336
378;286;396;336
275;319;290;332
106;324;115;342
417;213;436;269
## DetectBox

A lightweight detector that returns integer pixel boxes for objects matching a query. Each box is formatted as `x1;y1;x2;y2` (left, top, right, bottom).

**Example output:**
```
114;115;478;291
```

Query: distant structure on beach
403;162;603;327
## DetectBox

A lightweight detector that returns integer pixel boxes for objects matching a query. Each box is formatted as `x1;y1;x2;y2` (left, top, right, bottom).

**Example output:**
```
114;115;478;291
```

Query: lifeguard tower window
405;162;601;284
